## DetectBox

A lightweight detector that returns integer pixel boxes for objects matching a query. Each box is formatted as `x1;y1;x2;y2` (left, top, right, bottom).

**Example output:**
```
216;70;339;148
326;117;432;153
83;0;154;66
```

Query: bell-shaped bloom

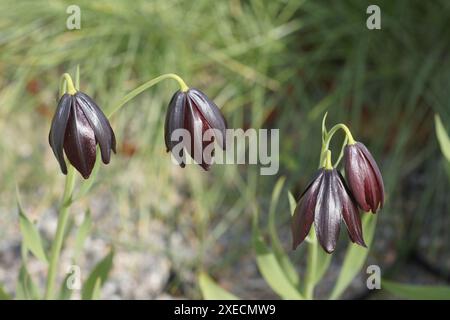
49;91;116;179
344;142;384;213
291;168;366;253
164;88;227;170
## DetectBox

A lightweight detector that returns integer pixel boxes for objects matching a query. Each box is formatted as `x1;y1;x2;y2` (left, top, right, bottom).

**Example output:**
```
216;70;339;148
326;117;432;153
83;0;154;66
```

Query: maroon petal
63;104;97;179
49;94;73;174
185;97;212;170
75;92;116;164
188;88;227;150
164;91;186;152
345;144;371;212
291;170;324;249
337;172;366;247
314;170;342;253
357;142;385;210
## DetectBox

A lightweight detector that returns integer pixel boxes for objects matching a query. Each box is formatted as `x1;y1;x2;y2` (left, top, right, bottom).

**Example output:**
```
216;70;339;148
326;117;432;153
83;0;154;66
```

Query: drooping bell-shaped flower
291;165;366;254
164;88;227;170
49;91;116;179
344;142;384;213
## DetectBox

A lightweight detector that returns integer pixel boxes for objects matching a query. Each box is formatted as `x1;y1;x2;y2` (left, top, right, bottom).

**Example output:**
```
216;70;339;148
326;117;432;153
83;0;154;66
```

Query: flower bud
344;142;384;213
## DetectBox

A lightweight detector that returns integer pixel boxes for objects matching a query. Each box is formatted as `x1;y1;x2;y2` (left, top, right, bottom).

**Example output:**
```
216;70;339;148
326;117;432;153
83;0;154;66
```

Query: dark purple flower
344;142;384;213
49;92;116;179
291;168;366;253
164;88;227;170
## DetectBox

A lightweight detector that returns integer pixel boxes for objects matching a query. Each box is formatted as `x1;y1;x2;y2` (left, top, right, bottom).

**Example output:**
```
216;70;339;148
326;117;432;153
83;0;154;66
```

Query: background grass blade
252;211;303;299
198;272;239;300
383;280;450;300
81;248;114;300
329;214;377;299
17;188;48;264
435;114;450;162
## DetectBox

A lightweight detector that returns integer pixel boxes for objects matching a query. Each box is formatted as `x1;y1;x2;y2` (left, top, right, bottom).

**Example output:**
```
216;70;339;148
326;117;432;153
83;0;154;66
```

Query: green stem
319;123;355;167
107;73;189;118
326;123;355;146
44;165;76;299
60;73;76;95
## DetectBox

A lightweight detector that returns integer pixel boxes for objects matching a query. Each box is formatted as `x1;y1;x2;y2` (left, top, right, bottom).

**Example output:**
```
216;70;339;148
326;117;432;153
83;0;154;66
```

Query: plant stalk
44;165;76;299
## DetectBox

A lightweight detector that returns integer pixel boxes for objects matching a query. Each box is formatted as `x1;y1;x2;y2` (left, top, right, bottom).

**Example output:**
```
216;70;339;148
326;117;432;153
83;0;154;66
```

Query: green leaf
0;284;11;300
329;214;377;299
58;270;74;300
91;278;102;300
267;178;299;287
435;114;450;162
383;280;450;300
198;272;239;300
17;189;48;264
73;210;92;261
314;249;332;285
252;212;303;299
16;264;40;299
287;191;296;217
81;248;114;300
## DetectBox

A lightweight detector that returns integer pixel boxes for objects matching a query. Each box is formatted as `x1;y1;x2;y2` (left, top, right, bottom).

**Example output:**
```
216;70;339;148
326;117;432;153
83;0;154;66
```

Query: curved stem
333;135;348;167
60;73;76;95
326;123;355;146
107;73;189;118
44;165;76;299
319;123;355;167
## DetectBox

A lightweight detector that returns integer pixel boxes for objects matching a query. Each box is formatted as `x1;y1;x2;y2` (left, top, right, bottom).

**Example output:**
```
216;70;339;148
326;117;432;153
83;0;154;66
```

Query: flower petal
291;169;324;249
314;170;342;253
49;94;73;174
75;92;116;164
188;88;227;150
345;144;371;212
164;91;186;152
357;142;385;210
337;172;366;247
185;97;212;170
63;104;97;179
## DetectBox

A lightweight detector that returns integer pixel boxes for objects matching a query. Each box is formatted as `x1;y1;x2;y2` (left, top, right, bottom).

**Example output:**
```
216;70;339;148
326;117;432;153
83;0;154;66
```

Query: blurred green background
0;0;449;299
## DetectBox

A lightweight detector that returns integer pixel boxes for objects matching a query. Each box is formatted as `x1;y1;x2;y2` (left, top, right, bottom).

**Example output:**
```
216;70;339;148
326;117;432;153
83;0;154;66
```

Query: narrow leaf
81;248;114;300
91;278;102;300
198;272;239;300
252;212;303;299
329;214;377;299
73;210;92;261
288;191;296;217
435;114;450;162
17;188;48;264
0;284;11;300
268;178;299;287
16;264;40;300
383;280;450;300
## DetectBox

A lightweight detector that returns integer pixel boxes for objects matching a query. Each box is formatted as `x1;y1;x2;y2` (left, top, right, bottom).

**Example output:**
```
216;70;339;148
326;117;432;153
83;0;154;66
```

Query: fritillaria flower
291;168;366;253
49;91;116;179
344;142;384;213
164;88;227;170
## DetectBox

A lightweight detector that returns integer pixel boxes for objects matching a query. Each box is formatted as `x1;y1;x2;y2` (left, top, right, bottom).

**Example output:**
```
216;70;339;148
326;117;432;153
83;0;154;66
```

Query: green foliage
435;114;450;162
82;248;114;300
330;214;377;299
383;280;450;300
17;188;48;264
198;272;239;300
